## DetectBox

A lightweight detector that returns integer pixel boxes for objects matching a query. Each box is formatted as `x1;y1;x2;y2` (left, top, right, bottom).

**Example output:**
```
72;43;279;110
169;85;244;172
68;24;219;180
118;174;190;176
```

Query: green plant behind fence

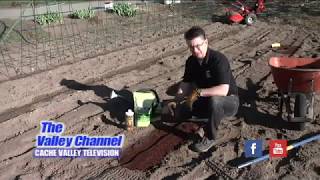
70;8;95;19
35;11;63;25
113;3;137;17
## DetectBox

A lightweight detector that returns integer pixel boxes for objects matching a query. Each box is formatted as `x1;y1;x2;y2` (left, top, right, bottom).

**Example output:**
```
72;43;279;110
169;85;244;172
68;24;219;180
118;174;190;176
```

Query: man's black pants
175;95;239;140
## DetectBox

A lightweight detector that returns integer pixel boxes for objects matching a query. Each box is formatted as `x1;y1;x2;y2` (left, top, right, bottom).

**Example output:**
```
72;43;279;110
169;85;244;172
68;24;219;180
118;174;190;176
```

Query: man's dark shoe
192;137;216;152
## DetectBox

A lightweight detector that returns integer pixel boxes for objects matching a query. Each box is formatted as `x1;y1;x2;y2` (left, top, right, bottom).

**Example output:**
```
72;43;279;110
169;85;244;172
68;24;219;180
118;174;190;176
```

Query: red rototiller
226;0;266;25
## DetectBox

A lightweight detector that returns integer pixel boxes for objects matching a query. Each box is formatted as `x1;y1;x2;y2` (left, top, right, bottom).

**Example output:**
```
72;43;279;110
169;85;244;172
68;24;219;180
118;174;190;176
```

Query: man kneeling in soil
167;26;239;152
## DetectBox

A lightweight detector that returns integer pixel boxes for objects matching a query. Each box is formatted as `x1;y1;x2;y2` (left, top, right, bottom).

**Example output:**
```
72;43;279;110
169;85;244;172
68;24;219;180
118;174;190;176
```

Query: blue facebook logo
244;140;263;157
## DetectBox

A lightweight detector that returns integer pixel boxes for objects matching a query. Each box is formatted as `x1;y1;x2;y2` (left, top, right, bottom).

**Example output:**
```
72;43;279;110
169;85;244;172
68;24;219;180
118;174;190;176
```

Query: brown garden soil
0;0;319;179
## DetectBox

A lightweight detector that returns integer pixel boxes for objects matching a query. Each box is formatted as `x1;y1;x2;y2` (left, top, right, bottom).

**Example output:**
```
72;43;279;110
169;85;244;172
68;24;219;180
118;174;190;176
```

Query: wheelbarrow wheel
294;94;307;117
294;94;307;130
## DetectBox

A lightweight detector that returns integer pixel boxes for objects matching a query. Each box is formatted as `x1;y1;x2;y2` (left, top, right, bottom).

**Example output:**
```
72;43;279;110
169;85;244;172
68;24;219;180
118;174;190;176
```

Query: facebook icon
244;140;263;157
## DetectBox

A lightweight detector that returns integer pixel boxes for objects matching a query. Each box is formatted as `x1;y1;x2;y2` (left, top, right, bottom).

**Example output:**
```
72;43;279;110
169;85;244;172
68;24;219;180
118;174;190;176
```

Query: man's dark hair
184;26;206;41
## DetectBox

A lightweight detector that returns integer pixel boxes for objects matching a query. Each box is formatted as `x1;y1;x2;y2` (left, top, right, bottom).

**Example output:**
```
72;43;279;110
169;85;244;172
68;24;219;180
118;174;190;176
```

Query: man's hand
167;102;177;116
186;88;201;110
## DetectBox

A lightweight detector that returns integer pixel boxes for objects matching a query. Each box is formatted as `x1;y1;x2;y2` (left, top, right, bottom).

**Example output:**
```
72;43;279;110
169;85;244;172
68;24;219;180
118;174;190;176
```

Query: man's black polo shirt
182;48;238;96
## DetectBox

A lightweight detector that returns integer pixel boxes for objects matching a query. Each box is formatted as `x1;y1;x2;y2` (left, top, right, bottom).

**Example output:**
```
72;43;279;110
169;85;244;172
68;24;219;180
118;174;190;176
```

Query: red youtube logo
269;140;287;158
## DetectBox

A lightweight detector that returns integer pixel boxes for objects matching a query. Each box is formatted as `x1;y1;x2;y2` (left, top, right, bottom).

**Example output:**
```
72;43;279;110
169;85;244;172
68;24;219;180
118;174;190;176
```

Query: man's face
186;36;208;59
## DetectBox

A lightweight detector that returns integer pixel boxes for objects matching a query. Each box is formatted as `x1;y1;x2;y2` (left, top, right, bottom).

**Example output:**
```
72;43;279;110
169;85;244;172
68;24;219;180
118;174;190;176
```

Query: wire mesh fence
0;0;319;81
0;0;221;81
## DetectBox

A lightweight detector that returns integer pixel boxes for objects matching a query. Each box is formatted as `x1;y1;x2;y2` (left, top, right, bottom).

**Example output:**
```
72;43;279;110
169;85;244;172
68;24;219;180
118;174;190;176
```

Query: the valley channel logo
245;139;288;158
33;120;124;158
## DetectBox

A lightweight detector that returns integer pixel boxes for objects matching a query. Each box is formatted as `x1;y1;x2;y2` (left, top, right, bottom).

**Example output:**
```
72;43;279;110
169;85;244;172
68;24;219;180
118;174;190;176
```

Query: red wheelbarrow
269;57;320;130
